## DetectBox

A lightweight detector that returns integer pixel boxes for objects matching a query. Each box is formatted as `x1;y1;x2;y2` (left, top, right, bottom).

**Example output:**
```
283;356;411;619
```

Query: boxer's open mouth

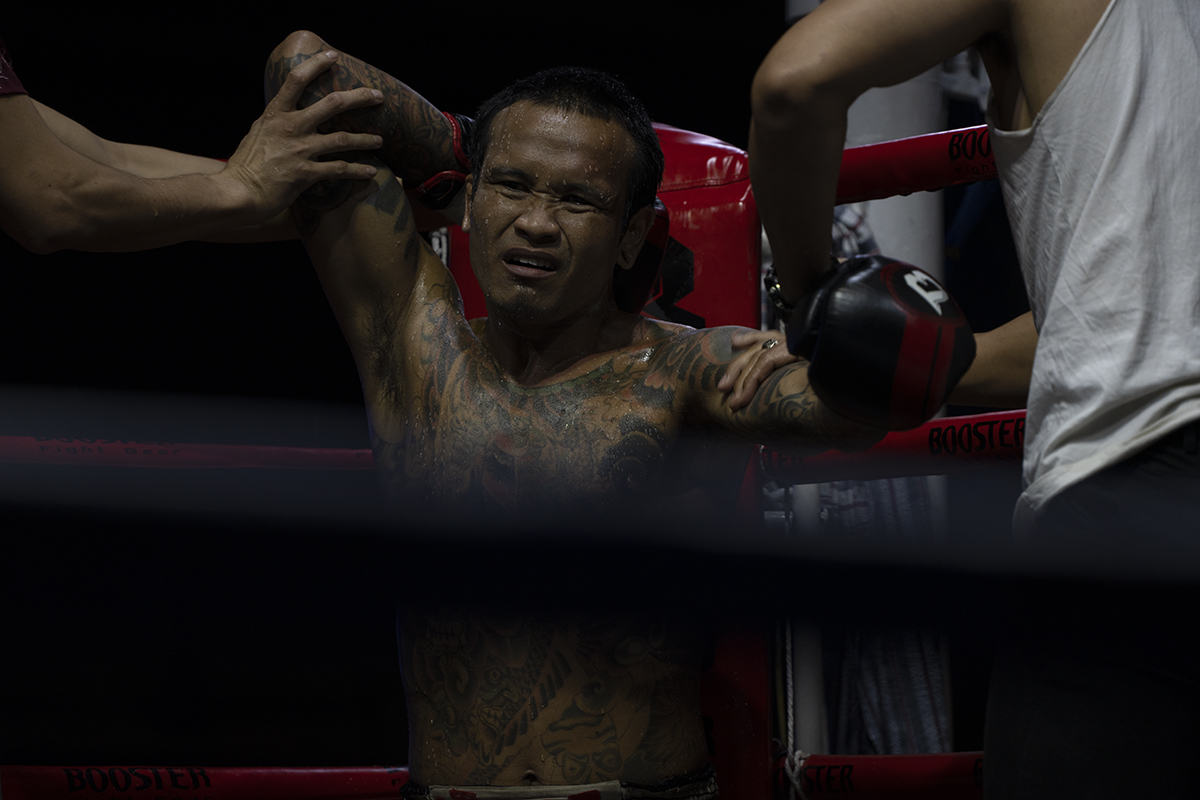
502;250;561;277
507;256;556;271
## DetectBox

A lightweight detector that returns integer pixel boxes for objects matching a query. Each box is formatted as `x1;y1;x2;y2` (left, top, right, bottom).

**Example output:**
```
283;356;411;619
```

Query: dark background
0;3;1024;770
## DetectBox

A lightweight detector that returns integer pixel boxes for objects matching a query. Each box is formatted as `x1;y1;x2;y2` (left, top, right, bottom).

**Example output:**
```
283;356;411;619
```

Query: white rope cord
782;620;810;800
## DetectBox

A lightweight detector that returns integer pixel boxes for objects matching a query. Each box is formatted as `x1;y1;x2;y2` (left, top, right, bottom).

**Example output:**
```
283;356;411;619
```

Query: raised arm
264;33;465;438
749;0;1008;303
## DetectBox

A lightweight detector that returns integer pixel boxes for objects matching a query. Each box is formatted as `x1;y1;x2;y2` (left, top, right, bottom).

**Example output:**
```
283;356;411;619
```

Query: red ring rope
0;435;373;470
762;410;1025;485
0;756;986;800
837;125;996;204
0;412;1024;477
775;752;983;799
0;766;407;800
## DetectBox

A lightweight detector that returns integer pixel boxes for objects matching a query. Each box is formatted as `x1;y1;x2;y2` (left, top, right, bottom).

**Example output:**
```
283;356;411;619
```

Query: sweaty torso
368;288;750;524
399;602;710;786
370;288;746;786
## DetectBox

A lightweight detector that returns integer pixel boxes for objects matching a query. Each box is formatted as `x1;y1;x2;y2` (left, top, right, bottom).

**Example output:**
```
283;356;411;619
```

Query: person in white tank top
749;0;1200;797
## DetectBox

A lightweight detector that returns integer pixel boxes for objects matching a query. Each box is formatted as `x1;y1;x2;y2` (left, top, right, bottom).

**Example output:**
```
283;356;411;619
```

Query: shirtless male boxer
0;36;382;252
261;30;905;797
747;1;1200;796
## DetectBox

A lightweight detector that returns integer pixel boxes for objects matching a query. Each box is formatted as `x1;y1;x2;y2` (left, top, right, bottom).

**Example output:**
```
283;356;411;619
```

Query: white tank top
988;0;1200;533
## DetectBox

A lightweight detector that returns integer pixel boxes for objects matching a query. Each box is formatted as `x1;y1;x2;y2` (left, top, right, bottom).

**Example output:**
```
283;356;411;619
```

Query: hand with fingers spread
718;329;803;411
218;50;383;223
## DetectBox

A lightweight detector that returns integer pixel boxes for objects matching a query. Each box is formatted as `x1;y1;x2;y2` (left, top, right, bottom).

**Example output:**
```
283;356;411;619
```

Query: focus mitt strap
411;112;474;211
786;255;976;430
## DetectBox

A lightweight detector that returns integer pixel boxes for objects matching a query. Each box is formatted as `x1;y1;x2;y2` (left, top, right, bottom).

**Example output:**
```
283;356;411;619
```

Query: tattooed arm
266;35;464;442
264;31;468;228
669;326;884;454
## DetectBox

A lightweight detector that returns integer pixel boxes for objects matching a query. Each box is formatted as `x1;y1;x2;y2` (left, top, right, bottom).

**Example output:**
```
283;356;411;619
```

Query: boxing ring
1;125;1009;800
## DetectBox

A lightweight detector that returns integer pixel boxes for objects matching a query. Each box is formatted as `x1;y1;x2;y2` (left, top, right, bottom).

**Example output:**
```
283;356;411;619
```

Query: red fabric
837;126;996;204
762;410;1027;485
0;766;407;800
775;752;984;799
652;124;760;329
0;435;374;470
0;37;27;96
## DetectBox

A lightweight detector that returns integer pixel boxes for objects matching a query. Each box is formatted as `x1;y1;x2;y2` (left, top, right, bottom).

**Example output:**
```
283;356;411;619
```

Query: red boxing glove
787;255;976;430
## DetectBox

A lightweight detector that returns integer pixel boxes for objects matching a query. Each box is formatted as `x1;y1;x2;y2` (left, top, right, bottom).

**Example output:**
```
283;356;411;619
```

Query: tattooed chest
384;365;680;511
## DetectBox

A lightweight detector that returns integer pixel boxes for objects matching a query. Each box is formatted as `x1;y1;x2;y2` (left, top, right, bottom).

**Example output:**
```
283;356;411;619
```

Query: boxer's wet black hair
468;66;664;228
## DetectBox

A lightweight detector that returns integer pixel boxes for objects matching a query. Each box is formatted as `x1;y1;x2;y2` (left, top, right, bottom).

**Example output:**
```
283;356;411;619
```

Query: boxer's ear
616;204;656;271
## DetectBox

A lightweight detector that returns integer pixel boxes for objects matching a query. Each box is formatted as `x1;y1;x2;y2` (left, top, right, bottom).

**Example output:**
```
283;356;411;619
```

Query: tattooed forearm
265;35;462;186
746;365;883;452
655;327;877;452
744;367;823;437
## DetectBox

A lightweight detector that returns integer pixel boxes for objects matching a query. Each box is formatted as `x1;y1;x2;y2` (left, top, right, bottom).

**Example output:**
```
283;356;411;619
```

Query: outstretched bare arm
0;51;382;253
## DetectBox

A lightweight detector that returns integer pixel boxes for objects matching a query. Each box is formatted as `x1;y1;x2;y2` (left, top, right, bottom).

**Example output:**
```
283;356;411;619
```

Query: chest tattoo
368;295;751;515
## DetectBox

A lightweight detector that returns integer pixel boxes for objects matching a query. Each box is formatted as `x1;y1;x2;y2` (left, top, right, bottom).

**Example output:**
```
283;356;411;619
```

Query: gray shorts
403;767;717;800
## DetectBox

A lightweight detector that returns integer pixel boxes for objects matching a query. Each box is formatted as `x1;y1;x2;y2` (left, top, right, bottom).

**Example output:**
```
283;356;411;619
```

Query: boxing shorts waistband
402;766;717;800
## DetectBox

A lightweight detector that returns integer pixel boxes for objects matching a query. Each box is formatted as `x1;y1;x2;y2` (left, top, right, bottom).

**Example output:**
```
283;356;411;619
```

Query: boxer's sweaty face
464;101;637;324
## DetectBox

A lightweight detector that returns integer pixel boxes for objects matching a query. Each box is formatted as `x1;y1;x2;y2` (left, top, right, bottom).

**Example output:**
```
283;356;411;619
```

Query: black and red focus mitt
786;255;975;430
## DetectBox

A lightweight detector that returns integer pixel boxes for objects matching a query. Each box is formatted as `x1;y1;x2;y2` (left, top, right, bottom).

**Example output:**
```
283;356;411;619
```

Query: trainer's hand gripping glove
786;255;976;430
411;112;473;210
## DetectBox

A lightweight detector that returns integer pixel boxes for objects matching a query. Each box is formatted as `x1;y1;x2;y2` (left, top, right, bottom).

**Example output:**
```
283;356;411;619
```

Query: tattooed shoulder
643;326;742;399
